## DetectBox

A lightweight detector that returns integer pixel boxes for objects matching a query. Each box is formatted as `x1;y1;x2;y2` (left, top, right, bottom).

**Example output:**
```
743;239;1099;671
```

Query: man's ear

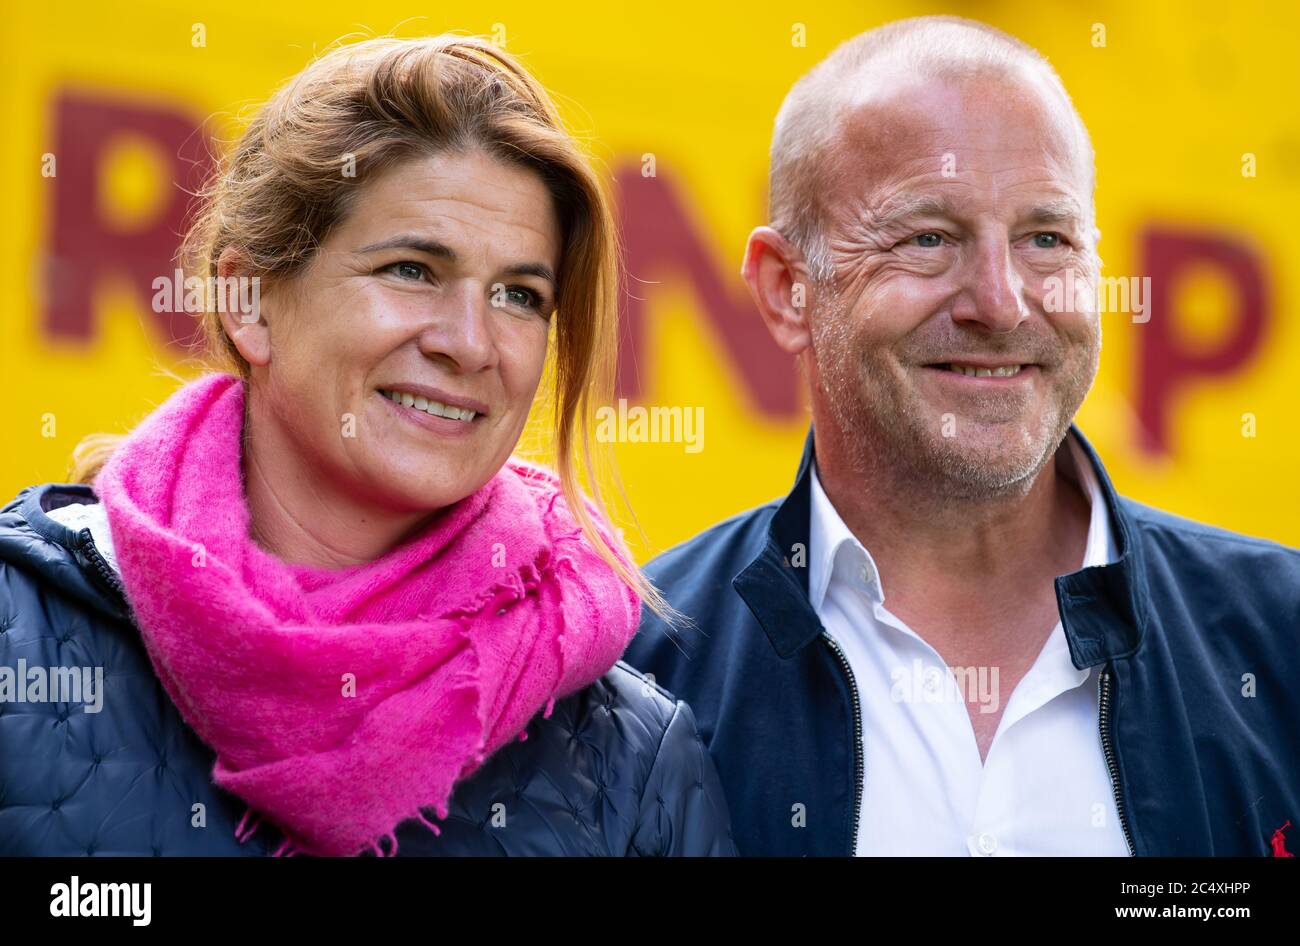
216;246;271;368
741;226;815;356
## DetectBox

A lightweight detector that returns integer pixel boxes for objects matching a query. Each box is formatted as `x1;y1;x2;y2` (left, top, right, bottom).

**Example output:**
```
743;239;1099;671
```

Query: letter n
614;168;799;418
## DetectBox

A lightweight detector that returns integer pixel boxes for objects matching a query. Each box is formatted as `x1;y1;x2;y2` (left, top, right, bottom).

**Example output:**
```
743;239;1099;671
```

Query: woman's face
247;148;561;514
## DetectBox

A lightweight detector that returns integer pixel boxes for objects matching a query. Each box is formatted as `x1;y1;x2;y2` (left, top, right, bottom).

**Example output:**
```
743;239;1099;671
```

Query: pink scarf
94;372;640;857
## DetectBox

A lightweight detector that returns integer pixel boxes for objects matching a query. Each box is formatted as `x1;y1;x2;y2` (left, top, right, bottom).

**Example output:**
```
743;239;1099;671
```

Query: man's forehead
837;71;1077;152
823;73;1090;205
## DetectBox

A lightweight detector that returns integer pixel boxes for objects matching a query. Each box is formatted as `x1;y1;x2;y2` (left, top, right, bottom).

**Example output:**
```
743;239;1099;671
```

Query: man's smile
920;361;1041;386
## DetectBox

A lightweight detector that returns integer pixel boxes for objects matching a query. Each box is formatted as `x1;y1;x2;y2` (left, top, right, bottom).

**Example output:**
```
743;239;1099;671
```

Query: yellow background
3;0;1297;560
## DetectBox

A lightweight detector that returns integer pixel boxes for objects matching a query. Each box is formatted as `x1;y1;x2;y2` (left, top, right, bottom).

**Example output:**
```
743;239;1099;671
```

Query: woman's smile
375;387;485;437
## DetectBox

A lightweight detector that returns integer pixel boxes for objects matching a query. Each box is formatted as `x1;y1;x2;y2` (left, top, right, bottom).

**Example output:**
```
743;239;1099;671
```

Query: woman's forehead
333;151;561;263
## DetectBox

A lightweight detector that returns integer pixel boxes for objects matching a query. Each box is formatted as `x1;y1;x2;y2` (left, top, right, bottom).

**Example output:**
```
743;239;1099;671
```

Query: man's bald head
769;15;1096;281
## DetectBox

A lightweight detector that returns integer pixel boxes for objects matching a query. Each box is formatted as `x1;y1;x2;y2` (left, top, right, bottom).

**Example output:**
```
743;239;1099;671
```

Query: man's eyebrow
866;194;958;230
1022;198;1086;228
863;195;1087;232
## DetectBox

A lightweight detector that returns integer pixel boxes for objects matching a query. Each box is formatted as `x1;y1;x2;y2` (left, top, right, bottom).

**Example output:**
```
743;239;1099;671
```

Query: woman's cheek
505;321;551;398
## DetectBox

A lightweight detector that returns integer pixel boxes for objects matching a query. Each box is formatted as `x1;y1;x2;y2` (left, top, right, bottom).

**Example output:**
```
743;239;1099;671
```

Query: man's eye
384;261;429;281
1032;232;1062;249
910;232;944;248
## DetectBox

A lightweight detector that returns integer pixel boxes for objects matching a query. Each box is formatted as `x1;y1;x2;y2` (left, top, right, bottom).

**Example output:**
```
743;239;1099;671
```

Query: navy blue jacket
0;483;737;856
626;428;1300;856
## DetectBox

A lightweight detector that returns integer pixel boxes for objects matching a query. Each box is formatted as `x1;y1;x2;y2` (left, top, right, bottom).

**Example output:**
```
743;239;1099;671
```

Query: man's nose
950;239;1028;333
416;282;497;373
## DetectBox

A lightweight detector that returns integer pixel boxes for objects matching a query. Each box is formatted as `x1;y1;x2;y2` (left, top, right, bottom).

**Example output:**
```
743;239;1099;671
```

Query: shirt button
976;833;998;855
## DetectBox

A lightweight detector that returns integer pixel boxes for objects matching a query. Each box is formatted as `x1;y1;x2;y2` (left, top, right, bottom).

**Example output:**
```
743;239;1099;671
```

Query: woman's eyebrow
502;262;556;285
353;235;554;284
356;235;457;258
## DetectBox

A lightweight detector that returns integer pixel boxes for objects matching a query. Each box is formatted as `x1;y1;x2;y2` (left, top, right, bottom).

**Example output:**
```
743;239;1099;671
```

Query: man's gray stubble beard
806;280;1099;504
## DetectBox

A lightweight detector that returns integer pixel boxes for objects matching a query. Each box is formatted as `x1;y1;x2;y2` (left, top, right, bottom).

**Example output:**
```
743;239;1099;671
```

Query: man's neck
811;420;1091;644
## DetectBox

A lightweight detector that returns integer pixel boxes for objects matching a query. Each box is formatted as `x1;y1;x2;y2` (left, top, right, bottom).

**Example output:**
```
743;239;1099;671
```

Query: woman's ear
741;226;815;356
215;246;272;368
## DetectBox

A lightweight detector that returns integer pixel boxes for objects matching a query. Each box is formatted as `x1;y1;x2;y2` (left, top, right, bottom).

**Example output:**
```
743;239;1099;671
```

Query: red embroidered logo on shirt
1270;821;1293;857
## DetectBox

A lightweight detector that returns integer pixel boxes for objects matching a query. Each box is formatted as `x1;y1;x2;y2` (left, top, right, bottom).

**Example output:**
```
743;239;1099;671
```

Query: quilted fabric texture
0;483;738;857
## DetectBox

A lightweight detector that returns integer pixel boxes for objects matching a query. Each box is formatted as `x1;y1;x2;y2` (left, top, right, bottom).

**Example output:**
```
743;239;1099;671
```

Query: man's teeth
945;364;1023;378
380;389;477;422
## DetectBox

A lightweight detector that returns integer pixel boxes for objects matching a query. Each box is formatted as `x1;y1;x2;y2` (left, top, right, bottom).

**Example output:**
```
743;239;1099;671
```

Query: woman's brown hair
68;34;670;618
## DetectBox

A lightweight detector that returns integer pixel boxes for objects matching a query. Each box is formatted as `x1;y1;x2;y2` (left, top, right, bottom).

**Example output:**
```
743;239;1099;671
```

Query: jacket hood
0;483;130;623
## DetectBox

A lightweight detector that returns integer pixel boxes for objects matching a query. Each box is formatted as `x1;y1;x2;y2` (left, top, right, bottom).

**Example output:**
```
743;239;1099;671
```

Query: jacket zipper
822;633;864;855
1097;664;1136;856
76;527;126;601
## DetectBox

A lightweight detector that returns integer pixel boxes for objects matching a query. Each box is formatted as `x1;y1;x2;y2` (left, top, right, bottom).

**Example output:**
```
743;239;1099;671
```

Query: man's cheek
1058;310;1101;358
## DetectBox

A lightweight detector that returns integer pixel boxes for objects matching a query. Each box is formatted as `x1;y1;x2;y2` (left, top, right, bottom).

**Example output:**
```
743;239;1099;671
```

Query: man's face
807;71;1100;496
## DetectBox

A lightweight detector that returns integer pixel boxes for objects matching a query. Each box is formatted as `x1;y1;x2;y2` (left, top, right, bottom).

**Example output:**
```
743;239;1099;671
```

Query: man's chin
913;419;1058;496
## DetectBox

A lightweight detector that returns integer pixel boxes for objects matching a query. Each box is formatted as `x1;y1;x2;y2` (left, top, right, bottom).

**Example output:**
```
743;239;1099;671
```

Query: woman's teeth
379;389;477;422
944;364;1023;378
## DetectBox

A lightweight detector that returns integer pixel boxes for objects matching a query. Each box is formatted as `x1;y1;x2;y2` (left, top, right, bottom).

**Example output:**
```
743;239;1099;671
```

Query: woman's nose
416;283;497;373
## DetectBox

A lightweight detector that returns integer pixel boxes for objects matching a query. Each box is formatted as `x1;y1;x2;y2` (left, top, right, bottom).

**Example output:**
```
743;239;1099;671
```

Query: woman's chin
357;461;494;515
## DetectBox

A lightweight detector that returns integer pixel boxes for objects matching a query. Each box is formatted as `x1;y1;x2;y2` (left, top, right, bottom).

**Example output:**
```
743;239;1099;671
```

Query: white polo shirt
807;432;1131;856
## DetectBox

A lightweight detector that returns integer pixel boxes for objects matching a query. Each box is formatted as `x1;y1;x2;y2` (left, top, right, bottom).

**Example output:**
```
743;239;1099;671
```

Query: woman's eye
1031;232;1063;249
384;261;429;281
910;232;944;248
504;286;545;311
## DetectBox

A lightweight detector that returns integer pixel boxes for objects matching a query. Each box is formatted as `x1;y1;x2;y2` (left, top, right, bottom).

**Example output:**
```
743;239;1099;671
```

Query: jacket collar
732;425;1150;667
0;482;130;622
1055;428;1150;667
19;482;96;543
730;427;822;659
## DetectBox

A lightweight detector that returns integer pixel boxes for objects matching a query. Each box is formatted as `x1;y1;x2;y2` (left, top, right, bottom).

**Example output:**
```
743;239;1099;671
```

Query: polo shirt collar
733;425;1150;665
807;459;880;613
806;430;1115;613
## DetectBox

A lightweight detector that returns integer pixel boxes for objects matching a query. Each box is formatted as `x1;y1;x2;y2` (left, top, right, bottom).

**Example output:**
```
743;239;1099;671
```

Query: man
624;15;1300;856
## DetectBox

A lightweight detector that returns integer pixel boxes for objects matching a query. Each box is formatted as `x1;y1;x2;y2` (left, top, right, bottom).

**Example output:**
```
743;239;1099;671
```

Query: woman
0;35;735;856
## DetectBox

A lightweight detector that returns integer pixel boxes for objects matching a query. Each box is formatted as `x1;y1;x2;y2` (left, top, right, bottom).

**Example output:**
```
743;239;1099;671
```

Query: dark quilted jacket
0;483;738;857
